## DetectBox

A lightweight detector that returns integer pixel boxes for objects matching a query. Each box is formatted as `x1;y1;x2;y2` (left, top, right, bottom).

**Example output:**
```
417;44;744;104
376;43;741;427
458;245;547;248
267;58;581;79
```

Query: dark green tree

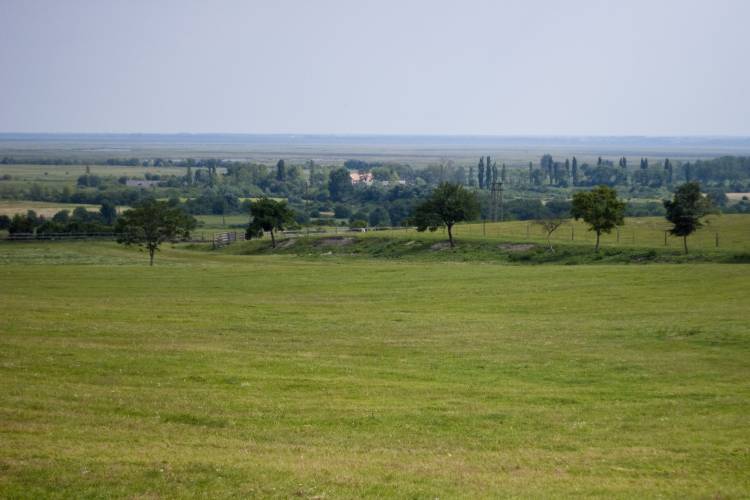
663;182;714;254
115;200;196;266
246;197;295;249
664;158;673;185
276;159;286;181
571;186;626;251
413;182;480;248
99;201;118;225
485;157;493;189
571;157;578;186
478;157;485;189
683;162;692;182
328;168;353;202
541;154;553;185
528;161;533;185
368;207;391;227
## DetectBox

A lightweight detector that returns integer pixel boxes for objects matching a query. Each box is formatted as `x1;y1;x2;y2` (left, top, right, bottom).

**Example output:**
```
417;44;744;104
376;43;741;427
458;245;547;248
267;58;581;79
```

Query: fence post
571;226;574;241
715;232;719;248
482;220;486;237
617;229;620;243
664;231;668;246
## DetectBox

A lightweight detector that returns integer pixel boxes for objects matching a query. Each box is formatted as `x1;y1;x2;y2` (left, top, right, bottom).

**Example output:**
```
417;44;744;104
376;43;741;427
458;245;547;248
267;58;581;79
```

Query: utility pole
490;181;504;222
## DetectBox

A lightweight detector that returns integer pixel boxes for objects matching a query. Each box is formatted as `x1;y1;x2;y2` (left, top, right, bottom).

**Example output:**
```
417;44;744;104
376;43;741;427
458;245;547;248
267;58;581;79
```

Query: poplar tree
485;156;492;189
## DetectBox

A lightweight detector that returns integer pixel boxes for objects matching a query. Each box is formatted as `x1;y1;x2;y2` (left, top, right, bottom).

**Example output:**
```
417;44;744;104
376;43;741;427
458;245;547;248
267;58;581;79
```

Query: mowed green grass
1;242;749;498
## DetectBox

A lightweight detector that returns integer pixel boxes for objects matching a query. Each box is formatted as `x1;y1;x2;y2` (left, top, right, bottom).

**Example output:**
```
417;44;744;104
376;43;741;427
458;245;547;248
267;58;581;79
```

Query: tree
571;157;579;186
528;161;533;185
0;214;10;230
328;168;353;202
571;186;626;251
663;182;714;254
541;154;553;184
535;216;566;252
115;199;196;266
246;197;295;249
276;159;286;181
485;157;493;189
683;162;692;182
477;157;485;189
664;158;673;185
99;201;118;225
413;182;480;248
368;207;391;227
52;210;70;224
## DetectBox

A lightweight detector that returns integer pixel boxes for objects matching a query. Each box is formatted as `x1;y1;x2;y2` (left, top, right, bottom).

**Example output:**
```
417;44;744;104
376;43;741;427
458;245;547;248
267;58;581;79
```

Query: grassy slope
0;242;749;498
218;235;750;265
197;214;750;252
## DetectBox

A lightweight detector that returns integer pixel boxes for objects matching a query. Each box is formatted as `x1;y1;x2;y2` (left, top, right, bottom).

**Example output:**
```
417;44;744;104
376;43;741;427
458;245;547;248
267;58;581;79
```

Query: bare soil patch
498;243;537;253
430;242;452;250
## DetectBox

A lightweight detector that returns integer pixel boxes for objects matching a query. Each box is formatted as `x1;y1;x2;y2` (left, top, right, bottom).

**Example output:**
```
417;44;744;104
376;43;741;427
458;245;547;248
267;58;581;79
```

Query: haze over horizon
1;0;749;136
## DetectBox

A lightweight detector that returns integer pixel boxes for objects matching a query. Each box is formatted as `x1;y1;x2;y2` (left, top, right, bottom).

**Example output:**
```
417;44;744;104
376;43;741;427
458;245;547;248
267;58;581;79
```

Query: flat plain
1;241;749;498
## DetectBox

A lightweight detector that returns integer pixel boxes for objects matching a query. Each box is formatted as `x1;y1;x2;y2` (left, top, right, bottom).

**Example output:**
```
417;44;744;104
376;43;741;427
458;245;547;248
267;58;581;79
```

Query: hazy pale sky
1;0;749;135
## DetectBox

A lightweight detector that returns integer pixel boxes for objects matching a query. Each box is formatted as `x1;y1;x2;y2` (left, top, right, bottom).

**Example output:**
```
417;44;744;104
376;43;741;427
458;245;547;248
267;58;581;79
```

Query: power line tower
490;181;504;222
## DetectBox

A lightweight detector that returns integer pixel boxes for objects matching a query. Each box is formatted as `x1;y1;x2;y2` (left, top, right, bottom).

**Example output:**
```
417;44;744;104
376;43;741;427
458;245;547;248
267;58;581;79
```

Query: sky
1;0;749;136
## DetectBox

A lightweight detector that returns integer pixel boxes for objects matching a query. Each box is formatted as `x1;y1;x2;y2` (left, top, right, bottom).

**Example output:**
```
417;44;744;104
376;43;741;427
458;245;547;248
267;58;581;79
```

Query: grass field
0;200;107;218
1;241;749;498
0;164;187;190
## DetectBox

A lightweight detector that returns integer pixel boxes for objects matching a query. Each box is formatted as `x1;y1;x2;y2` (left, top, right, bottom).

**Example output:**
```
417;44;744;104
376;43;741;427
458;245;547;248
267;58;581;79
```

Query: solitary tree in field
571;186;626;251
535;216;566;252
115;199;196;266
413;182;480;248
246;197;295;249
663;182;714;254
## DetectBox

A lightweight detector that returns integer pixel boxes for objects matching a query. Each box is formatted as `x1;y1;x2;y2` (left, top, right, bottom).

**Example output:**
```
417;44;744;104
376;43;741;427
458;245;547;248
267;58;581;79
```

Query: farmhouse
349;171;374;185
